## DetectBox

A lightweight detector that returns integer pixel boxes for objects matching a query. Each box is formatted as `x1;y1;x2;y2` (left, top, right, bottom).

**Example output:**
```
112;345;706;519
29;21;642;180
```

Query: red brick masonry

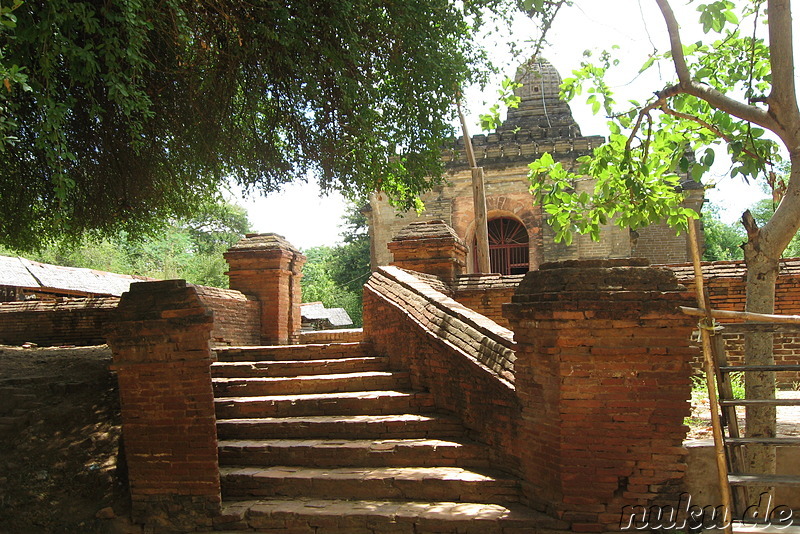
366;260;697;532
0;297;118;346
505;259;696;531
106;280;221;531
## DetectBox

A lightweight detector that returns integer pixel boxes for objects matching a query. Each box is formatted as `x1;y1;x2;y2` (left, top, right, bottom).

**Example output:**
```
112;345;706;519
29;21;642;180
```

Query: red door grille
475;218;530;275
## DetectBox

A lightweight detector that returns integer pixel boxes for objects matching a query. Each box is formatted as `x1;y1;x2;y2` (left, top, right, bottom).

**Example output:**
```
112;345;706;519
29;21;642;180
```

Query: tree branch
660;105;766;163
653;0;781;136
742;209;760;241
766;0;800;134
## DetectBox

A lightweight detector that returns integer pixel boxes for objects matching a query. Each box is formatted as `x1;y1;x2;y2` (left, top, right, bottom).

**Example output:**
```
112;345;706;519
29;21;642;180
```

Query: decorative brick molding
224;233;306;345
503;259;696;531
388;220;467;283
106;280;220;531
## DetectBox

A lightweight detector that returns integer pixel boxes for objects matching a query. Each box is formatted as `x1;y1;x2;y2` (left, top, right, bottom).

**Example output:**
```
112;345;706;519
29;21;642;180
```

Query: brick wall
194;285;260;346
504;259;697;531
668;260;800;386
363;266;522;472
0;286;260;349
0;297;118;346
298;328;363;344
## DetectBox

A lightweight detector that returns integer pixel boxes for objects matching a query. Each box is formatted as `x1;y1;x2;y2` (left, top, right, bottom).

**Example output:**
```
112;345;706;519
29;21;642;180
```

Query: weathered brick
106;280;221;531
504;259;696;531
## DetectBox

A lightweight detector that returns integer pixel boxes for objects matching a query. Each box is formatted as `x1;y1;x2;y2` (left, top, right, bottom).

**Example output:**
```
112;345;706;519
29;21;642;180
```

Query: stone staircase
210;342;561;533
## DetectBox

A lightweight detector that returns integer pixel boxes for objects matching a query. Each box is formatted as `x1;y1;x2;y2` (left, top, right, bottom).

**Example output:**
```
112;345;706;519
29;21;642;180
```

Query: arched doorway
475;217;530;274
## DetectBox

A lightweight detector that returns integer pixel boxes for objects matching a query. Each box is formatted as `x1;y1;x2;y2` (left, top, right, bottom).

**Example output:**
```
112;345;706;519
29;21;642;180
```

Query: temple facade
366;57;704;273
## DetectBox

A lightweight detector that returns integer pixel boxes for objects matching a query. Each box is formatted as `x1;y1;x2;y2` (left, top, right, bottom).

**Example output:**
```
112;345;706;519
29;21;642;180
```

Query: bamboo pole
680;306;800;324
687;217;734;534
456;99;491;274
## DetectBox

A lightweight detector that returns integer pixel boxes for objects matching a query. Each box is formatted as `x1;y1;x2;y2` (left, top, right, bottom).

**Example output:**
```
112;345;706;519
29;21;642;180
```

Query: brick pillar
503;259;696;532
105;280;220;531
224;233;306;345
387;220;467;283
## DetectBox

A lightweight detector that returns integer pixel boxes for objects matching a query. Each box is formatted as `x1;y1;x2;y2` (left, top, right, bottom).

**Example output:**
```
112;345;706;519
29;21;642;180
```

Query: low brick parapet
363;266;521;473
0;297;118;346
106;280;221;531
504;259;697;531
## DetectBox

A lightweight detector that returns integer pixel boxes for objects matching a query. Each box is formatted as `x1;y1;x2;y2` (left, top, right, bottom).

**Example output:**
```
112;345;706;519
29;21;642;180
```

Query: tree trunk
741;230;778;502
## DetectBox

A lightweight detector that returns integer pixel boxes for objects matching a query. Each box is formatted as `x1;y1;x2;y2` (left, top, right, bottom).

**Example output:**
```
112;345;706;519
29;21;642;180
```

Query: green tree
1;199;250;287
525;0;799;477
702;204;745;261
329;205;372;295
0;0;529;251
301;246;364;327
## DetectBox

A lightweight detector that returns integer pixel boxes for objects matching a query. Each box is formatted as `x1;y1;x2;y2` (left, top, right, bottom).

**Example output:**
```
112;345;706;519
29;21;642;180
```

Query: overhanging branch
653;0;780;135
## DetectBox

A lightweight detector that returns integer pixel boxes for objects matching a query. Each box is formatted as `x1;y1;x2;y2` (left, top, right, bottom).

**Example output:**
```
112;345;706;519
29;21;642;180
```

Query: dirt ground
0;345;138;534
686;387;800;441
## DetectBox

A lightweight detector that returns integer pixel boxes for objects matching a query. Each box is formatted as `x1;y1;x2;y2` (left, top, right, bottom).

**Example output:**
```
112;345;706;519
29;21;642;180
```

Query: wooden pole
471;167;491;274
687;216;734;534
680;306;800;324
457;99;491;274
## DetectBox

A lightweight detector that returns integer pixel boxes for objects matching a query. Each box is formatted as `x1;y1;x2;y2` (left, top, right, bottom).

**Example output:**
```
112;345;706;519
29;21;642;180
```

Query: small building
366;57;704;273
300;302;353;331
0;255;152;301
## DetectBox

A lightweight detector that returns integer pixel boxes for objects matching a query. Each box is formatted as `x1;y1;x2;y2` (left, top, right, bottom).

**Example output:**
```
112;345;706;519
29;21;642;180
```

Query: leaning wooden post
687;216;734;534
457;99;491;274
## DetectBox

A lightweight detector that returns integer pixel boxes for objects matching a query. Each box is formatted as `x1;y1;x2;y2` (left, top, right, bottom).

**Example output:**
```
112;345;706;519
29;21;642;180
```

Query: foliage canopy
527;0;785;245
0;0;521;250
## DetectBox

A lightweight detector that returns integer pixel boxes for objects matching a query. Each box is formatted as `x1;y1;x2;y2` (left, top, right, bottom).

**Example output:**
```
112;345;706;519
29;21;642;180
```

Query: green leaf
639;56;656;74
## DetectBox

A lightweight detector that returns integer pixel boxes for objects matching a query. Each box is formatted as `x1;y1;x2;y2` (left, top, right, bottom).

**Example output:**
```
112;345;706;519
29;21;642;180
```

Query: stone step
213;372;411;397
214;498;569;533
218;438;489;468
215;391;435;419
215;342;372;363
216;414;467;440
211;356;390;378
220;466;521;505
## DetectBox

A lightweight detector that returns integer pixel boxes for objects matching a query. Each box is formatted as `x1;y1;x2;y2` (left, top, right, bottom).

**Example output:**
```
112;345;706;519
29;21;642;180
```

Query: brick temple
366;57;705;273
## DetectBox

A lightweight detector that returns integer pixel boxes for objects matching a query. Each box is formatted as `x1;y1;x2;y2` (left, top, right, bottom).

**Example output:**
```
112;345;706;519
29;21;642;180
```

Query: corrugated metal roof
0;255;150;296
301;302;353;327
0;255;40;287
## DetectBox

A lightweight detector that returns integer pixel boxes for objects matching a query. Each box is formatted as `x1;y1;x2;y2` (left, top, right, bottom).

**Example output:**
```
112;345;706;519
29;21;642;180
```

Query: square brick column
224;233;306;345
388;220;467;283
503;259;697;532
105;280;220;531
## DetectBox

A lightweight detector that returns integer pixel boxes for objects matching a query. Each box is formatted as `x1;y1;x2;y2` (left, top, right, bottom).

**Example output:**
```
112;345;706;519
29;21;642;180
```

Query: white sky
234;0;780;249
